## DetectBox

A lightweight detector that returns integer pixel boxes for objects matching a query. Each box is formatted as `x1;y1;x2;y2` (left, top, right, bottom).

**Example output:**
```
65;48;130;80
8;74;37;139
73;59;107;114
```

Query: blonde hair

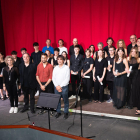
129;47;139;62
5;55;14;65
117;39;126;49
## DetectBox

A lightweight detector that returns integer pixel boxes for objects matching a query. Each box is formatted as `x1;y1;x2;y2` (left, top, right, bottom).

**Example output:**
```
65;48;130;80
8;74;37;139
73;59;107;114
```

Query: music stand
37;92;61;130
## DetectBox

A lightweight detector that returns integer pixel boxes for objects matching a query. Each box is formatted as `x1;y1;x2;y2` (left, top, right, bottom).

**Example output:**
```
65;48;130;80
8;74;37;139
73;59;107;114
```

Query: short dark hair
137;37;140;40
41;53;48;57
109;46;115;50
0;52;4;56
85;48;91;53
58;39;64;45
74;45;80;49
57;55;65;61
21;48;27;52
89;45;95;48
54;48;60;52
11;51;17;55
33;42;39;46
106;37;114;43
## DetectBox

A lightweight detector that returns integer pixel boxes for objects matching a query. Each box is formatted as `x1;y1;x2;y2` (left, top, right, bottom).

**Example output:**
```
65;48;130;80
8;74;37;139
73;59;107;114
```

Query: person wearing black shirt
45;50;53;65
103;37;116;56
19;53;37;113
11;51;21;69
3;56;20;113
20;48;27;63
127;35;137;56
52;48;59;67
82;49;94;102
69;38;84;56
137;38;140;57
106;46;115;103
62;51;70;67
70;45;84;96
93;50;107;103
31;42;42;65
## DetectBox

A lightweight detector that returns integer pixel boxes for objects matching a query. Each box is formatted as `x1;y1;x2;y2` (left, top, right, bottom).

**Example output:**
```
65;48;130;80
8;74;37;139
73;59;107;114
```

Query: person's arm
51;58;54;66
99;67;106;82
93;67;96;81
83;64;93;77
77;56;84;72
70;56;73;74
125;48;127;56
105;51;108;58
67;59;70;67
93;52;96;60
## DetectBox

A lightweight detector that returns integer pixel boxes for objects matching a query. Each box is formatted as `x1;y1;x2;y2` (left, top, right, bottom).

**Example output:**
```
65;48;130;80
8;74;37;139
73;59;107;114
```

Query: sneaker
35;90;39;96
106;98;113;103
14;107;18;113
69;95;76;99
9;107;15;113
55;113;61;118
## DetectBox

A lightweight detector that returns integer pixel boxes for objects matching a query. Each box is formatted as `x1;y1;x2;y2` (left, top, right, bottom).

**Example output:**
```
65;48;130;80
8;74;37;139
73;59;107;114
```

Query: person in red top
36;53;54;114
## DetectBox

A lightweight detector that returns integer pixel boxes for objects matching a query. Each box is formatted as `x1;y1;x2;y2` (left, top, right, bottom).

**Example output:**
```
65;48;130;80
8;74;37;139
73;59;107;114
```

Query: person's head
130;35;137;44
89;45;95;53
11;51;17;59
0;52;4;60
45;50;51;57
21;48;27;55
115;47;126;62
137;38;140;52
117;39;126;49
41;53;48;63
106;37;114;46
129;47;138;59
23;53;30;64
73;38;78;46
109;46;115;56
46;39;51;46
57;55;64;65
97;42;103;50
85;49;91;57
33;42;39;50
5;56;14;66
97;50;104;59
74;45;80;54
62;51;68;60
58;39;64;46
54;48;60;56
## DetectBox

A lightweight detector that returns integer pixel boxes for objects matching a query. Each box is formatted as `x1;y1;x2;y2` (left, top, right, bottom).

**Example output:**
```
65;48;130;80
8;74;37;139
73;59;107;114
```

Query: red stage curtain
1;0;140;57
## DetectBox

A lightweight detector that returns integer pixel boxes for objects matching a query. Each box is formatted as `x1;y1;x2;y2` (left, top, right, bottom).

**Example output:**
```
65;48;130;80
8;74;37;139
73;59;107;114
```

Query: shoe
55;113;61;118
50;111;54;116
31;109;35;114
63;113;68;119
35;90;39;96
9;107;15;113
38;109;45;115
14;107;18;113
20;108;28;113
88;99;92;103
1;96;4;101
106;98;113;103
69;95;76;99
128;106;133;109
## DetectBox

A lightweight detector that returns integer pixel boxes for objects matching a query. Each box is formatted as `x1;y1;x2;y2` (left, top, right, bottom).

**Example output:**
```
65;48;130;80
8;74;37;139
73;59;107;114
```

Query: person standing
62;51;70;67
82;49;94;102
36;53;53;114
70;45;84;96
19;53;37;113
3;56;20;113
52;55;70;119
58;39;68;55
45;50;53;65
113;47;129;109
11;51;21;69
20;48;27;63
52;48;59;67
89;45;95;59
106;46;115;103
137;38;140;57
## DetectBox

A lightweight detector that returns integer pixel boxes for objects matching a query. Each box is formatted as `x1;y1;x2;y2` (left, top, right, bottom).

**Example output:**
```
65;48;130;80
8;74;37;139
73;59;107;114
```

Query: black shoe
128;106;133;109
38;109;45;115
20;108;28;113
63;113;68;119
50;111;54;116
31;109;35;114
55;113;61;118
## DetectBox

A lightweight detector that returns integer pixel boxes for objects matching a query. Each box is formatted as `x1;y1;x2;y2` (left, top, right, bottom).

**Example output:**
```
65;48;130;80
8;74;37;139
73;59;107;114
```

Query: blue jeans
54;85;69;113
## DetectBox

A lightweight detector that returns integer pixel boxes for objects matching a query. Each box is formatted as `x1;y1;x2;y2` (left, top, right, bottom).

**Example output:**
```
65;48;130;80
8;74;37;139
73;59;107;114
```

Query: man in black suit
19;53;37;113
127;35;137;56
69;38;84;56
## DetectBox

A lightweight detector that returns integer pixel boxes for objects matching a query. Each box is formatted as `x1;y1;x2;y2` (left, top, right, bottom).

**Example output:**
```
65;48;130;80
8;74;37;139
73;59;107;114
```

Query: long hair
97;50;105;59
129;47;139;61
89;45;95;54
115;47;126;62
116;39;126;49
62;51;68;60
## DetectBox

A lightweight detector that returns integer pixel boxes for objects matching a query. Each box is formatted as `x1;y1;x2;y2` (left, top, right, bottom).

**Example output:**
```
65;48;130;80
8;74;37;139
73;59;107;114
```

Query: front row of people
1;45;140;117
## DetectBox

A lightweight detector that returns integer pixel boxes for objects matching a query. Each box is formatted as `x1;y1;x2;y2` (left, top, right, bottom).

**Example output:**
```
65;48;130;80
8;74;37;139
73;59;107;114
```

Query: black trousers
94;79;104;102
6;84;18;107
39;82;54;94
22;87;35;110
83;78;93;100
107;81;114;98
71;74;81;95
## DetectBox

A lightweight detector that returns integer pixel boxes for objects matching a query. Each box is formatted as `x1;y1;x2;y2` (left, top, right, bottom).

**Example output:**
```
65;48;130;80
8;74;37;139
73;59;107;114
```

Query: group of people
0;34;140;119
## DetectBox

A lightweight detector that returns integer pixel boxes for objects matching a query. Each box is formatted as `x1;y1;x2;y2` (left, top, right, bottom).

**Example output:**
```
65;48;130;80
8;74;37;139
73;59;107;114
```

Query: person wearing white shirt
58;39;68;55
52;55;70;119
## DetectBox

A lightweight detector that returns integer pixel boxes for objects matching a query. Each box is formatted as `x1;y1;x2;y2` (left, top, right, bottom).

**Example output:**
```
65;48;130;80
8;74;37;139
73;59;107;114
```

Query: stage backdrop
1;0;140;57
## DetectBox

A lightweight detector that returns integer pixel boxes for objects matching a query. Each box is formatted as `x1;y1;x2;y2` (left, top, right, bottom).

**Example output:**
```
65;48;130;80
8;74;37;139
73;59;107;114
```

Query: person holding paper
126;47;140;109
113;47;129;109
82;49;94;102
106;46;115;103
70;45;84;96
93;50;107;103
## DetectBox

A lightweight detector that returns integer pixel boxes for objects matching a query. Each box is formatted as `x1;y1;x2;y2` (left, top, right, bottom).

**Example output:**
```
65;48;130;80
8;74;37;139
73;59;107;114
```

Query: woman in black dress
45;50;53;65
93;50;107;103
89;45;95;59
3;56;20;113
52;48;59;67
82;49;94;102
113;47;129;109
126;47;140;109
62;51;70;67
